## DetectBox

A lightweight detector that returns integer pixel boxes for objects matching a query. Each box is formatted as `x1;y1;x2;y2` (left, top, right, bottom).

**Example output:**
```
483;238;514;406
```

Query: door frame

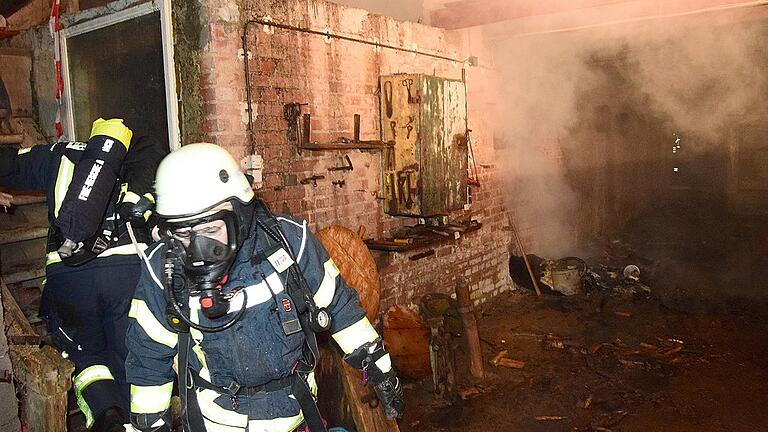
60;0;180;150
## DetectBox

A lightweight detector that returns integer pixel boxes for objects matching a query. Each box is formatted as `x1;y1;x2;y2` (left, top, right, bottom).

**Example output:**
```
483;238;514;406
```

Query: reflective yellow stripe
54;156;75;217
73;365;114;427
123;191;141;204
144;192;155;203
130;382;173;414
46;243;148;266
129;299;178;348
89;118;132;149
332;317;379;354
17;147;31;155
313;259;340;308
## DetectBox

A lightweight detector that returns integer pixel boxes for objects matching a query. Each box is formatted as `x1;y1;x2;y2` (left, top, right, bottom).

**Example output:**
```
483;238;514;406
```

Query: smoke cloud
484;4;768;258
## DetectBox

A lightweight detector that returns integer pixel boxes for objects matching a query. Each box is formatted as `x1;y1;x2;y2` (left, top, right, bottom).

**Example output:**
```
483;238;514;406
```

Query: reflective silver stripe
246;414;304;432
190;272;284;314
196;387;249;428
46;243;147;266
332;317;379;354
313;259;340;308
130;382;173;414
54;156;75;217
73;365;114;427
276;217;307;261
128;299;178;348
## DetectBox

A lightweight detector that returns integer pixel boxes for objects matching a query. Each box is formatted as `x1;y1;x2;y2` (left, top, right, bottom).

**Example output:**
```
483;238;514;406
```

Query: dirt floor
398;289;768;432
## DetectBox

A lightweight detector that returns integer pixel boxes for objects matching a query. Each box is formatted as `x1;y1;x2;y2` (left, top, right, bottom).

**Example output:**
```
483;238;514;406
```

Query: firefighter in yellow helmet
0;119;168;431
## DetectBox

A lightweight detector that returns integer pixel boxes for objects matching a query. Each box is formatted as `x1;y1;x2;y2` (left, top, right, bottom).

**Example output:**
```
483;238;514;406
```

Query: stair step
0;225;48;245
0;134;23;145
3;265;45;284
11;193;46;206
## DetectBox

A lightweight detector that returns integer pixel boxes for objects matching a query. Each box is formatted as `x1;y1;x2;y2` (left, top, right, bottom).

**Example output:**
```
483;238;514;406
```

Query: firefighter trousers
41;256;142;427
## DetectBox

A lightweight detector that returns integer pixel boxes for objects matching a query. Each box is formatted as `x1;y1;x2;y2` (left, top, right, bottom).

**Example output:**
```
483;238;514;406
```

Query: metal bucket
551;257;586;296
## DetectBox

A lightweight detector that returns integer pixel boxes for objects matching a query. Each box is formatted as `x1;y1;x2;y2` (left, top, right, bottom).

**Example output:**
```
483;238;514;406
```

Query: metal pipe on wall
241;18;467;155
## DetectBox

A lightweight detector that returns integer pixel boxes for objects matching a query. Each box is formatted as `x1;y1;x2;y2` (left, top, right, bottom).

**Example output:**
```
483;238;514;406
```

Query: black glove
130;409;172;432
119;195;155;227
344;339;405;419
373;372;405;419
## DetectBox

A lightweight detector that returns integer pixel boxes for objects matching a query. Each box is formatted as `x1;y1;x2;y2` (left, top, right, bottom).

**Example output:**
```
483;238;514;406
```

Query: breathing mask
161;205;252;328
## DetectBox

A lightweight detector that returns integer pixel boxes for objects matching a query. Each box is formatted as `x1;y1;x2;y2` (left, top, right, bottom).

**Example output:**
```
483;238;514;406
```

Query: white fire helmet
154;143;255;222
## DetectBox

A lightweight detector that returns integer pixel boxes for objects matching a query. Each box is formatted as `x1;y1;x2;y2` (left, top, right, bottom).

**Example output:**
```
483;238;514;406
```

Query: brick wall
196;0;514;314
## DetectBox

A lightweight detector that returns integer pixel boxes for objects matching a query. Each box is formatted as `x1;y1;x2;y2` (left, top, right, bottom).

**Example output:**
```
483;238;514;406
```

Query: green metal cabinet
379;74;468;217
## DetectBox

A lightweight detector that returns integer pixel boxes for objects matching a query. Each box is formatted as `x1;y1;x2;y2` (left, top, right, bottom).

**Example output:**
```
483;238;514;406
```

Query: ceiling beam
0;0;33;18
429;0;627;29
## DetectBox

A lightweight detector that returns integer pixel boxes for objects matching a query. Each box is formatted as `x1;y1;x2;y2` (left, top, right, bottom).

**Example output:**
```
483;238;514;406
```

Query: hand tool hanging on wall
402;116;414;140
466;129;480;186
402;78;420;104
328;155;354;172
389;121;397;140
284;103;308;149
383;81;394;118
300;175;325;187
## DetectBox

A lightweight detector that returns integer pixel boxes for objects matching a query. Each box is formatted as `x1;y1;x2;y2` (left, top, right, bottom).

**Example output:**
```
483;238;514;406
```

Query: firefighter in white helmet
125;143;404;431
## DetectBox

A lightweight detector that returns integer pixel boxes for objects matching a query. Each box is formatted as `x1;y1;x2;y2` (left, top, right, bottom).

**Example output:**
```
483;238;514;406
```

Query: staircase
0;115;51;331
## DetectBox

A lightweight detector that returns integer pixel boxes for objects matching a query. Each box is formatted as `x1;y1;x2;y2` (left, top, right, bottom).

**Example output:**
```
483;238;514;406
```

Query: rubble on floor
399;290;768;432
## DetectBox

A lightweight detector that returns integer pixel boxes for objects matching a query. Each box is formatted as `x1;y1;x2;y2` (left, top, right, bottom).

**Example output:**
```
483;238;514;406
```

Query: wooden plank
299;140;393;151
10;192;46;206
0;225;48;245
1;280;36;338
3;266;45;284
0;134;23;145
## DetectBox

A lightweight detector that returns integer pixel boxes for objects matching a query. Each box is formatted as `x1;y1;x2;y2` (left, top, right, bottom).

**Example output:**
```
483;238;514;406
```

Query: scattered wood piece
490;350;508;366
614;310;632;318
0;192;11;208
662;346;683;357
496;358;526;369
535;416;566;421
578;393;593;409
639;342;658;350
618;359;644;367
458;386;481;400
489;350;525;369
589;342;611;354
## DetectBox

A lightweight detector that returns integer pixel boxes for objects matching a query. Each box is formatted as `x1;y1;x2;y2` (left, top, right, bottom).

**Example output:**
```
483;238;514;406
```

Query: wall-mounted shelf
299;140;393;151
296;111;393;151
365;220;482;252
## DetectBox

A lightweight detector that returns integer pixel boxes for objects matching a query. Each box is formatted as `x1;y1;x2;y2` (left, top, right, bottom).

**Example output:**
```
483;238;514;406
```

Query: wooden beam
429;0;625;29
430;0;768;32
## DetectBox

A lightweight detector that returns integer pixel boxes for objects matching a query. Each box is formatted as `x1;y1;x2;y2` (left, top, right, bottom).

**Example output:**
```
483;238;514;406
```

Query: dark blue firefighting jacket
0;138;163;267
125;214;390;431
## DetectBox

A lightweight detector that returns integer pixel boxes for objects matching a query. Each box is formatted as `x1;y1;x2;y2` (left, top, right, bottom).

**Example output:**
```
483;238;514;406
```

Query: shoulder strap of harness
251;199;328;432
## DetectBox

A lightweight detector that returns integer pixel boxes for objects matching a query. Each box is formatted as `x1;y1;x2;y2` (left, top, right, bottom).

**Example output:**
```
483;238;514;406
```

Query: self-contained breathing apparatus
147;199;331;432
